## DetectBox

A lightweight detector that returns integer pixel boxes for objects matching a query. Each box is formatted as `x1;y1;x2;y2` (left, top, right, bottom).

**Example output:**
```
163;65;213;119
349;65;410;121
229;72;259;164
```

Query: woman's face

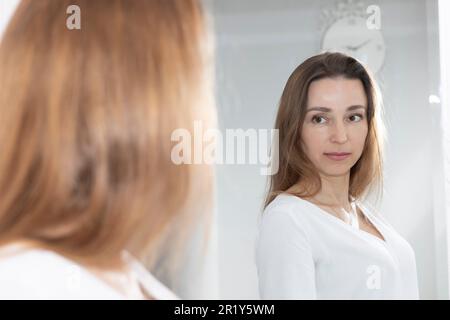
301;76;368;177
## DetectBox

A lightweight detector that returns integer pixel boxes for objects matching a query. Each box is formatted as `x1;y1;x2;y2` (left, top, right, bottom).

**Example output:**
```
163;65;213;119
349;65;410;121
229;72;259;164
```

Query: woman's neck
313;173;351;209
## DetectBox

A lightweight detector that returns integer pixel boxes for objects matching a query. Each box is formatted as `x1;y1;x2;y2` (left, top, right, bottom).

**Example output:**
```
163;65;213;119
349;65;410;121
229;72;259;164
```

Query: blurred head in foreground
0;0;216;284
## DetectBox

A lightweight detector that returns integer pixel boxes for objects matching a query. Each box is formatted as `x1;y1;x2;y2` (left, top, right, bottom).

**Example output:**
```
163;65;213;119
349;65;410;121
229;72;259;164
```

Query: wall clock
320;1;386;74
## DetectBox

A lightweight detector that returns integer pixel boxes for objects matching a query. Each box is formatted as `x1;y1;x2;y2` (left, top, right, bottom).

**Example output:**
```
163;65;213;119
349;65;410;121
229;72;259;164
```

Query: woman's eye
311;115;327;124
349;114;364;122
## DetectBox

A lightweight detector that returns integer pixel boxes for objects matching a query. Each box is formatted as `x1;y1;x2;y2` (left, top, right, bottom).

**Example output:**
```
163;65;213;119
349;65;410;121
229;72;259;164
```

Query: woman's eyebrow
306;106;331;113
306;105;367;113
347;105;366;111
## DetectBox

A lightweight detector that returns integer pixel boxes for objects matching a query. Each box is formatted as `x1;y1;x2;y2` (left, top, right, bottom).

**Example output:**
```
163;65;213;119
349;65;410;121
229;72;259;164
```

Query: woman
0;0;215;299
256;52;419;299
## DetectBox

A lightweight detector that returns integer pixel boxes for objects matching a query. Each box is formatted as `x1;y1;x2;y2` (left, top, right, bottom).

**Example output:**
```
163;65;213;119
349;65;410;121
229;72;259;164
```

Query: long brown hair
265;52;384;208
0;0;215;277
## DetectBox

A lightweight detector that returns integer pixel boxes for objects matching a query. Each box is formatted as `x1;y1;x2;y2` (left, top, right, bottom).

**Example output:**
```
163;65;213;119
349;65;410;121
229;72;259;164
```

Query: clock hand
345;39;372;51
353;39;372;50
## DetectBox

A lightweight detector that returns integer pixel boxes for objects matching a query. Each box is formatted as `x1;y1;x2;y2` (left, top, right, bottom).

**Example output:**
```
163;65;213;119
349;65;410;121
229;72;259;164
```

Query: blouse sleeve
255;208;316;299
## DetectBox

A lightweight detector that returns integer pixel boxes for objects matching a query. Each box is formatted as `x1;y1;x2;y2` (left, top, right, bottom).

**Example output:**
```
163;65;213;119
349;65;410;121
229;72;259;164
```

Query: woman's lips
324;152;351;161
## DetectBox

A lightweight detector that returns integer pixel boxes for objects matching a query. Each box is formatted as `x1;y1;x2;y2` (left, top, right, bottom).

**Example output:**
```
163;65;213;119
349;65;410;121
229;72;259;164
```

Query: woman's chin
318;167;352;177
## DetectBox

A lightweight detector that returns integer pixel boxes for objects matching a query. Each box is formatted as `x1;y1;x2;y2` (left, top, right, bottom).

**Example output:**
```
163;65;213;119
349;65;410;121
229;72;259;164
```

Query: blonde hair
0;0;216;276
265;52;384;208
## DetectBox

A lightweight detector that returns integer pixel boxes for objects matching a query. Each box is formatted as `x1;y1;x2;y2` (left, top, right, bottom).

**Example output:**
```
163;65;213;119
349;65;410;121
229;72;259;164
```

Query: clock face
321;16;386;74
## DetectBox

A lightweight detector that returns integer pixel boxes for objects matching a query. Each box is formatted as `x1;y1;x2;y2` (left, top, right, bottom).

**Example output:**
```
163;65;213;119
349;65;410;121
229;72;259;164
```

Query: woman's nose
330;121;348;143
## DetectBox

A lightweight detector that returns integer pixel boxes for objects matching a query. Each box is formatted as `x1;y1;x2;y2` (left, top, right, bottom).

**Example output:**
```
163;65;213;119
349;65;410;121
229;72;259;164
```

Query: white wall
212;0;444;299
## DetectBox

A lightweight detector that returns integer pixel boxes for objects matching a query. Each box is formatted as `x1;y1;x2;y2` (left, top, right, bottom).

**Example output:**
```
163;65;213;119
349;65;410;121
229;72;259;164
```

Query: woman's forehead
307;77;367;109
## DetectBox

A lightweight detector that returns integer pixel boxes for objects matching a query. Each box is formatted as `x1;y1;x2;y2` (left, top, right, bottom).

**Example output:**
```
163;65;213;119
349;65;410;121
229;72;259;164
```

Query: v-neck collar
281;193;389;246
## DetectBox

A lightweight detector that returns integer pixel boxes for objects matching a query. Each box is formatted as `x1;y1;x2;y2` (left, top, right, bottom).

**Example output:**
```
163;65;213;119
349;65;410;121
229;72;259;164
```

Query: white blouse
0;242;178;300
255;193;419;300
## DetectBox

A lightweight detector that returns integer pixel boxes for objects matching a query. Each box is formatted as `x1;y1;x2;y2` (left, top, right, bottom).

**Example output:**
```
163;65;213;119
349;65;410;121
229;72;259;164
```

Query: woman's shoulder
263;193;312;220
257;193;315;258
260;193;313;234
265;193;309;211
0;242;124;299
